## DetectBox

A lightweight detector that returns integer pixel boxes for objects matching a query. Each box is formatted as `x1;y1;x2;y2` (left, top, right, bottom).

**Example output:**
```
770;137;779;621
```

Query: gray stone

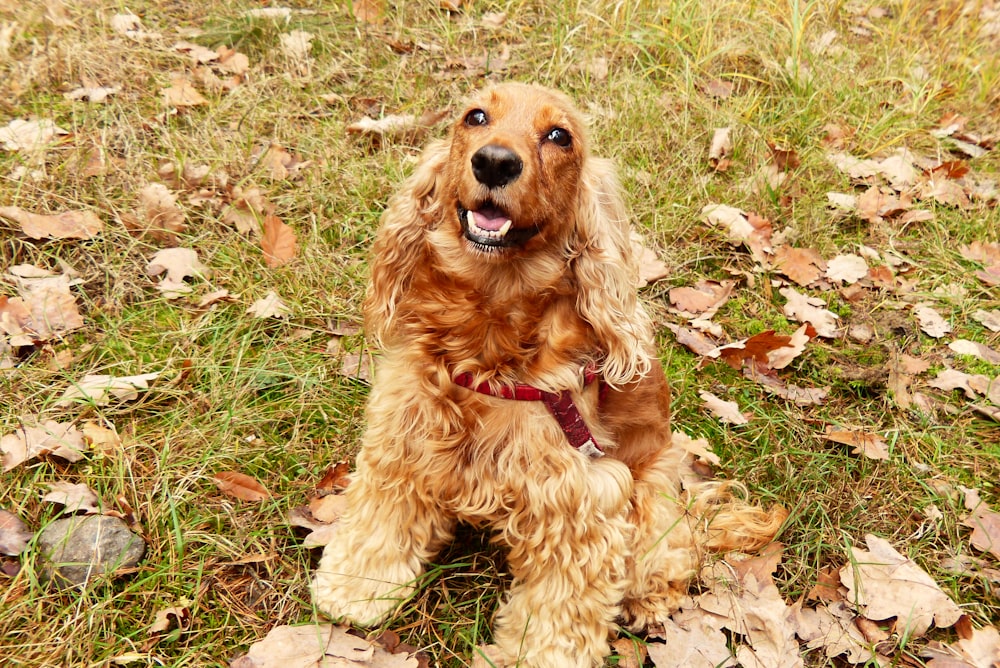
37;514;146;587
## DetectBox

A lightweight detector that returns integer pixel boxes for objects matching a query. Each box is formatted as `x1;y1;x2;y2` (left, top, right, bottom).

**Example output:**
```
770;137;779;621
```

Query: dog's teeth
466;209;477;230
498;220;512;237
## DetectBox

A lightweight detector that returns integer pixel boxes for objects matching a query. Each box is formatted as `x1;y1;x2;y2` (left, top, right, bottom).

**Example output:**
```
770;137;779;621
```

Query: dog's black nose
471;144;523;189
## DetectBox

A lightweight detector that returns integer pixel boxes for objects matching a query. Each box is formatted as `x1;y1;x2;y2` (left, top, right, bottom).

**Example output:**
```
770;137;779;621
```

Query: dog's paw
311;572;405;626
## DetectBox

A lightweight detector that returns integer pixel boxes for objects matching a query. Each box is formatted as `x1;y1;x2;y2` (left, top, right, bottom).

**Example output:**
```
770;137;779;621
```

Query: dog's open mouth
458;203;539;251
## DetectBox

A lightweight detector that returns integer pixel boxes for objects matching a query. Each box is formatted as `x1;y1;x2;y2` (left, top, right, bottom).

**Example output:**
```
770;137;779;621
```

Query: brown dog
312;82;782;667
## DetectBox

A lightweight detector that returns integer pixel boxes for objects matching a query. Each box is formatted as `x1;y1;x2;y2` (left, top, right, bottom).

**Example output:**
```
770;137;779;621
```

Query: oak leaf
146;248;209;298
161;77;207;108
960;487;1000;561
949;339;1000;364
774;246;826;286
0;509;33;555
231;623;420;667
701;204;773;265
41;481;101;514
824;427;889;461
699;391;749;425
261;214;298;267
840;534;963;638
779;287;839;338
668;280;733;317
0;119;68;153
247;291;291;319
708;127;733;171
825;254;869;285
1;420;86;470
0;206;103;240
213;471;271;502
56;372;161;407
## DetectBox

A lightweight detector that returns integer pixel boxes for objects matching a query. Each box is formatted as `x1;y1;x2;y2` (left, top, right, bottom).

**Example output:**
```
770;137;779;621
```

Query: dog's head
441;83;589;257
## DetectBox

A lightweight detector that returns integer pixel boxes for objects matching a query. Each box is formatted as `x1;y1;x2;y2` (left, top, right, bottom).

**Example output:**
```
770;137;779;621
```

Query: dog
312;82;784;667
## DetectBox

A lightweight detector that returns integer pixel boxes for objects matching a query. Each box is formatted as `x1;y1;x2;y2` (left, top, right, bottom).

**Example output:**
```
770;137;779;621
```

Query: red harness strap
452;368;606;458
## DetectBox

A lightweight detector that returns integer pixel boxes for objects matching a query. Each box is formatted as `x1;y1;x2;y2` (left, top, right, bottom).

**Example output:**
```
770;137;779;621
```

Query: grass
1;0;999;666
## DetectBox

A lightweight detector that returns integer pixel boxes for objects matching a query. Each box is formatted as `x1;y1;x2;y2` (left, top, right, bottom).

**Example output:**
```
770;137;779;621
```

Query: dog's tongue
471;207;510;231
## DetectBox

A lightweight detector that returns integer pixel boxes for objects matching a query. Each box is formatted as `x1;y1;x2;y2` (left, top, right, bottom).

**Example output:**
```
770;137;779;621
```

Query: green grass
2;0;999;666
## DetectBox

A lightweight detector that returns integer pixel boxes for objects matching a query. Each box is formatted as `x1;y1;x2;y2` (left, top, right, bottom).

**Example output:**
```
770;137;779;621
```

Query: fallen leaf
56;372;162;407
632;234;670;287
309;494;348;523
928;368;1000;406
213;471;271;502
708;127;733;171
671;430;721;467
0;206;103;240
140;182;185;231
0;119;68;153
109;12;161;40
827;151;881;180
41;481;101;514
840;534;963;638
337;351;375;384
647;615;736;667
791;600;877;664
279;30;314;62
971;309;1000;332
1;420;86;470
773;246;827;286
824;427;889;461
745;368;830;406
146;248;209;298
0;509;33;555
346;110;448;146
0;272;84;345
699;391;749;425
949;339;1000;365
765;325;811;370
779;287;839;338
247;291;291;319
257;143;311;180
232;623;420;667
64;84;121;103
161;77;207;108
960;488;1000;561
665;323;718;356
81;421;123;455
668;280;733;317
352;0;385;24
149;604;191;634
706;330;794;370
261;214;298;267
825;254;869;285
701;204;773;265
317;461;352;491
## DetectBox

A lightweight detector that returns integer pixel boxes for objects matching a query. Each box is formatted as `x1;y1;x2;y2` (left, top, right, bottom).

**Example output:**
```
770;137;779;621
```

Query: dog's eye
546;127;572;147
464;109;488;127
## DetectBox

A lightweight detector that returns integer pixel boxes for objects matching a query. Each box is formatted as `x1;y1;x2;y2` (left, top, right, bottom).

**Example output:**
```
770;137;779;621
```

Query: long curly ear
572;157;653;387
363;140;449;346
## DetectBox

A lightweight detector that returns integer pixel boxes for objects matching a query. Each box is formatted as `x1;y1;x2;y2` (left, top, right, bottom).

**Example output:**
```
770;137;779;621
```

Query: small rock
37;515;145;587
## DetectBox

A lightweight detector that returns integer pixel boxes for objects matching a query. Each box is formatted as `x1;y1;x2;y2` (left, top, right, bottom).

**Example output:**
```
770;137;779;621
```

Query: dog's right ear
363;139;449;347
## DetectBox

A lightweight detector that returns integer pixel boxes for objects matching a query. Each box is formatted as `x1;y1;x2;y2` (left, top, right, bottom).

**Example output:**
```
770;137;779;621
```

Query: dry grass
1;0;999;666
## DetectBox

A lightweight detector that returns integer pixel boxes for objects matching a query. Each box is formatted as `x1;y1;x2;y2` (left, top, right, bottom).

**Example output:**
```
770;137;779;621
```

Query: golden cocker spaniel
312;82;783;667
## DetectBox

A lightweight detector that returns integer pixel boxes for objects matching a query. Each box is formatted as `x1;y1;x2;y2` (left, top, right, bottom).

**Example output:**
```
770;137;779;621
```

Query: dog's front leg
491;457;633;668
311;439;455;626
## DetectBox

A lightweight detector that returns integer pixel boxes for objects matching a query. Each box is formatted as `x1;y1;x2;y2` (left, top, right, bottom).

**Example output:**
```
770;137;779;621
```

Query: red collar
452;367;606;458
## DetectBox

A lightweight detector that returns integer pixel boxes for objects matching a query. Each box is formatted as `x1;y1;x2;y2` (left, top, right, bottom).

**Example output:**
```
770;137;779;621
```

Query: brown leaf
632;234;670;287
338;351;376;384
0;272;84;345
149;605;191;634
56;372;161;407
961;488;1000;561
161;77;207;107
824;427;889;461
146;248;209;298
1;420;86;471
840;534;963;638
233;623;420;667
317;461;352;491
701;204;773;266
352;0;385;24
612;637;647;668
699;391;749;425
805;565;843;602
309;494;348;523
261;214;298;268
81;421;123;455
745;367;830;406
780;287;839;338
0;206;103;240
246;291;291;319
707;330;794;370
949;339;1000;365
708;127;733;171
257;143;310;180
668;280;733;317
0;509;33;556
665;323;718;356
41;481;101;514
774;246;827;286
825;254;869;285
213;471;271;502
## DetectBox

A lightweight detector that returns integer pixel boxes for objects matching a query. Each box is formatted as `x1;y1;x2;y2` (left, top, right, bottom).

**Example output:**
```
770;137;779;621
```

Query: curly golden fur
312;82;784;667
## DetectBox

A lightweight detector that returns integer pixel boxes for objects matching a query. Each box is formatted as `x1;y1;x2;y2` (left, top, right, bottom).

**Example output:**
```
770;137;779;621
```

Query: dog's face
442;83;589;257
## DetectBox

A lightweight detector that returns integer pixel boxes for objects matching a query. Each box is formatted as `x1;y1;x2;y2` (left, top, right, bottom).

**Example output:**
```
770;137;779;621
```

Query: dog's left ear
572;157;654;387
